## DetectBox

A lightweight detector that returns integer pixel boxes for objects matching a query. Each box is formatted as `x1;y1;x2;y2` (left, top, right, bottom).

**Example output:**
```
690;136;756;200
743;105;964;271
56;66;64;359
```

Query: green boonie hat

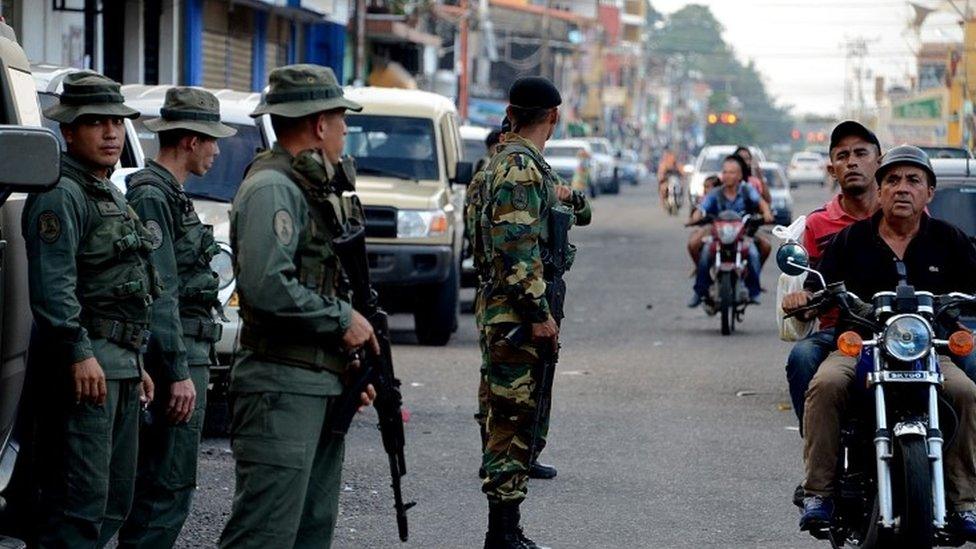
143;87;237;138
43;71;139;124
250;64;362;118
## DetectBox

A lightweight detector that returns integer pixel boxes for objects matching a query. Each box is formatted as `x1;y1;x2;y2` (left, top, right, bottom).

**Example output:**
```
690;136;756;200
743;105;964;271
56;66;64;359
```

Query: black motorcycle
778;242;976;548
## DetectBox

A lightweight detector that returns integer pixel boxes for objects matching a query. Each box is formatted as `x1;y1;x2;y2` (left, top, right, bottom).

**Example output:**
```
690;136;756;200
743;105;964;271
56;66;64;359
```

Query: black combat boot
528;460;556;480
484;501;545;549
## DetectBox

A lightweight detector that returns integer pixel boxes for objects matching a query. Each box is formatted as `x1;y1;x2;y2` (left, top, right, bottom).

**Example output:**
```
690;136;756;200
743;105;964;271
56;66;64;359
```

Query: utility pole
355;0;367;84
540;0;552;79
458;0;470;119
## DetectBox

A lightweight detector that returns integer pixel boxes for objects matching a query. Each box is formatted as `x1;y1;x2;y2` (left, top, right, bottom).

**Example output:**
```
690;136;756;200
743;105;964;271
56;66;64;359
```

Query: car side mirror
453;161;473;187
0;126;60;196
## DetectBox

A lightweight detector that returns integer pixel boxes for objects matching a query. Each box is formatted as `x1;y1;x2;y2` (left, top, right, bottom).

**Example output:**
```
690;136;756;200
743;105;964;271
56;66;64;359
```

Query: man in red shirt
783;120;881;424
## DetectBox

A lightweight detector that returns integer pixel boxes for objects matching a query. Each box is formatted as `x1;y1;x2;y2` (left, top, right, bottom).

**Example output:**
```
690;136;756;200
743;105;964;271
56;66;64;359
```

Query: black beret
509;76;562;109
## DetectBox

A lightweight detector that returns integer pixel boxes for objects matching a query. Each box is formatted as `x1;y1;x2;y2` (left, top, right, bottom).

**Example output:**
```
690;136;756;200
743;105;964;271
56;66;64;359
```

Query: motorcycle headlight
397;209;448;238
209;247;235;290
717;224;738;245
883;315;932;362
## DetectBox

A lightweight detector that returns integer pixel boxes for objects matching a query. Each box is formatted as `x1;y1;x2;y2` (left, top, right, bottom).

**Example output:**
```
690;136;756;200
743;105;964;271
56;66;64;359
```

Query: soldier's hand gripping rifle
327;212;414;542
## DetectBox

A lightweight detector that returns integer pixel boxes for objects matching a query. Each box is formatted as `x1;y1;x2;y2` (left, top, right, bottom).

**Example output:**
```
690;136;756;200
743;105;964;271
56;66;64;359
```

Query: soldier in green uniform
219;64;377;548
23;71;157;547
117;87;236;548
469;122;590;483
478;76;582;549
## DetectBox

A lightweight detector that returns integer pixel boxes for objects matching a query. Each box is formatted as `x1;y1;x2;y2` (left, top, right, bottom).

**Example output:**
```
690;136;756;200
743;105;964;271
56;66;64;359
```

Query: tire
414;261;460;346
840;496;884;548
896;435;934;548
719;272;733;336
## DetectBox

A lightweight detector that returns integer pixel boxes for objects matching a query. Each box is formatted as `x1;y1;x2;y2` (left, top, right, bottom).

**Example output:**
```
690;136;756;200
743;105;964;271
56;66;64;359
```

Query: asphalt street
177;181;837;548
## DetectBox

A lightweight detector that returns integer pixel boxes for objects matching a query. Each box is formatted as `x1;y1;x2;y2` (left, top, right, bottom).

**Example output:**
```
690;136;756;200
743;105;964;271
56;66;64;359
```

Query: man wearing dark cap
478;75;586;548
790;145;976;538
117;87;236;547
219;64;377;548
782;120;882;425
24;70;157;546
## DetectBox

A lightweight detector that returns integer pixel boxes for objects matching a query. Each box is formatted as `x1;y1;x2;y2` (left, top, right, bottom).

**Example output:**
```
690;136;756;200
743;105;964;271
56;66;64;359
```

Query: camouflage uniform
469;146;590;443
478;133;589;504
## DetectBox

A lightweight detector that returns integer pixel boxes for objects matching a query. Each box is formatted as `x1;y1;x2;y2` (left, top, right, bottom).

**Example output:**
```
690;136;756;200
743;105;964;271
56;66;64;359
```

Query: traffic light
791;129;801;140
708;112;739;125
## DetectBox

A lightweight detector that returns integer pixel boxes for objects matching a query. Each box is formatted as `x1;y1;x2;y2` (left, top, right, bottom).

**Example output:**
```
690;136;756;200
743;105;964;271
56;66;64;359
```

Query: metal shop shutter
202;0;252;91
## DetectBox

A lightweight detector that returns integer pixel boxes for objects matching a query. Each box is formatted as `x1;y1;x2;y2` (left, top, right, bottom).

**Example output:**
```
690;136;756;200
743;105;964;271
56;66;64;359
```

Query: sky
650;0;969;117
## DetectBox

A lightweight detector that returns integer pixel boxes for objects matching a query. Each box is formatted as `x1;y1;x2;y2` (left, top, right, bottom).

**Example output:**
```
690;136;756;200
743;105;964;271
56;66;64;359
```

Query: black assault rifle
504;205;574;462
328;215;414;542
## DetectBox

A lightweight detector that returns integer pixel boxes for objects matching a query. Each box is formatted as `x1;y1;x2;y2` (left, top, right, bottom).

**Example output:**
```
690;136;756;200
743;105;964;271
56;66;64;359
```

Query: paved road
178;181;837;548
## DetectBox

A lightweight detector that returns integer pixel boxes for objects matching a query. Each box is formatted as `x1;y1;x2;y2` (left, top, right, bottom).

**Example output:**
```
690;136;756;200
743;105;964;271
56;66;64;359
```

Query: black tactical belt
239;325;345;375
182;317;223;342
83;317;150;352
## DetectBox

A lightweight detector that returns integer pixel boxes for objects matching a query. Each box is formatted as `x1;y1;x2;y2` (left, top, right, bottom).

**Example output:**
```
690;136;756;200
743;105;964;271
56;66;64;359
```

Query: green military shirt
481;135;556;326
22;154;152;379
229;144;351;396
127;160;220;382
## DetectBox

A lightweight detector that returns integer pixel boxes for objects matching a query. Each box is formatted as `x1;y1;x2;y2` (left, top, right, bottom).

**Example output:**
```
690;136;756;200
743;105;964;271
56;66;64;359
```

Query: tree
647;4;793;146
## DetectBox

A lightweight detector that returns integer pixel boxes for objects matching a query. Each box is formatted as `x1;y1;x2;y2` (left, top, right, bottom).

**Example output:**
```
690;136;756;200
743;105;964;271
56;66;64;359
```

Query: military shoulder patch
273;209;295;246
512;184;529;210
37;211;61;243
144;220;164;250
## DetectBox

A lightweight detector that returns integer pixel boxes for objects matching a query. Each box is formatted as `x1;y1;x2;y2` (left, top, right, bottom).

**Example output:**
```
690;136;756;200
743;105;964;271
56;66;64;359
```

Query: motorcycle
664;169;684;216
777;241;976;548
689;211;764;335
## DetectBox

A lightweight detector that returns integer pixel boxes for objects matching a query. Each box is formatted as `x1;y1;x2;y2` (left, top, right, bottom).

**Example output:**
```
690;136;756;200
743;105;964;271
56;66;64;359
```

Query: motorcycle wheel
719;272;733;336
897;435;934;548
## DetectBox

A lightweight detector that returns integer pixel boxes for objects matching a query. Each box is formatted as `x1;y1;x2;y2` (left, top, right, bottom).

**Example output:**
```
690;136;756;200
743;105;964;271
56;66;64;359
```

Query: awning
366;16;442;47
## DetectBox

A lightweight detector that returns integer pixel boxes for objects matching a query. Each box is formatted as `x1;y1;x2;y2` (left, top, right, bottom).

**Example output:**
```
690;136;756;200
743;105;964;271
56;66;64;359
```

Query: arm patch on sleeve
38;211;62;243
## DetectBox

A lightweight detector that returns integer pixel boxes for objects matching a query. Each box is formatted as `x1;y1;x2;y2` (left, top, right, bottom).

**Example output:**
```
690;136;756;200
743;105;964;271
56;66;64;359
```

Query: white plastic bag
773;215;816;342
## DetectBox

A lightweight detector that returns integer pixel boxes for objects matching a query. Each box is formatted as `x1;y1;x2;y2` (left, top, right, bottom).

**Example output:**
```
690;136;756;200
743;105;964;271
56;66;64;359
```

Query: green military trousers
117;365;209;548
482;324;550;504
37;378;141;548
219;391;345;548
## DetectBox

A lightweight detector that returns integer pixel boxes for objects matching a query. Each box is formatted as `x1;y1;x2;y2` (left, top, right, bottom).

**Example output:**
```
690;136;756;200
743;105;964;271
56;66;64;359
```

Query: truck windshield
345;115;439;181
131;118;263;203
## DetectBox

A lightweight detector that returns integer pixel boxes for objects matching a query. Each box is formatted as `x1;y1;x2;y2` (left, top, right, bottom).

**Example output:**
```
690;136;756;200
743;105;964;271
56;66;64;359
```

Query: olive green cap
250;64;362;118
143;87;237;138
43;71;139;124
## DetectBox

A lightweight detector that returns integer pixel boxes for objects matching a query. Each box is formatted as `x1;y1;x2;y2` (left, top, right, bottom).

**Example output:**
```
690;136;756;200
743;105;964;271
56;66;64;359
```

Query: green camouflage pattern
480;135;555;326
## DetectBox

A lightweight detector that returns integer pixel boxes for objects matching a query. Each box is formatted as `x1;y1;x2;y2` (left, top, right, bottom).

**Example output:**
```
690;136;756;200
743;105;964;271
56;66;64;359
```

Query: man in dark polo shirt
790;145;976;538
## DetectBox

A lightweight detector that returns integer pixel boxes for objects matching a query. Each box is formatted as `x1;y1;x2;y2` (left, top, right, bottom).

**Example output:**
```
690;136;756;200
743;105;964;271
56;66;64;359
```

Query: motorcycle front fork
874;350;947;529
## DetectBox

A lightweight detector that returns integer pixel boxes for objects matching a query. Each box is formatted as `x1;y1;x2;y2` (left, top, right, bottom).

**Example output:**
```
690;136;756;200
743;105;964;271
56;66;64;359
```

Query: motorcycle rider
657;146;680;210
734;146;772;267
790;145;976;538
783;121;882;425
687;154;774;308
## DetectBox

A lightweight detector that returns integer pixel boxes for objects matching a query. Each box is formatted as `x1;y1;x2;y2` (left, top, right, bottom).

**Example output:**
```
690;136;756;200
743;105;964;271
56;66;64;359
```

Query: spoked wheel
897;435;934;548
719;272;733;335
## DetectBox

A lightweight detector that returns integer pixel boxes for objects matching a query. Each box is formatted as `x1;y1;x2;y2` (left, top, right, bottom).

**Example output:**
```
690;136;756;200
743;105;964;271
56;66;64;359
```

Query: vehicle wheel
414;262;460;346
719;272;733;336
896;435;934;548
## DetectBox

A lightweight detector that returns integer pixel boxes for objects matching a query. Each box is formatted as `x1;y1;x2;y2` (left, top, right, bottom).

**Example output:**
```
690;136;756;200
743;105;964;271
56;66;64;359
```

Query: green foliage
648;4;793;146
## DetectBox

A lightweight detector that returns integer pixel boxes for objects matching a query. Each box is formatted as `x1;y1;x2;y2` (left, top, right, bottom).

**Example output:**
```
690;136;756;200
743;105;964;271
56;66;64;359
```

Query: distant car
545;139;597;197
689;145;766;205
580;137;619;194
460;124;491;171
617;149;647;186
929;157;976;328
760;161;793;226
917;146;973;160
787;151;826;186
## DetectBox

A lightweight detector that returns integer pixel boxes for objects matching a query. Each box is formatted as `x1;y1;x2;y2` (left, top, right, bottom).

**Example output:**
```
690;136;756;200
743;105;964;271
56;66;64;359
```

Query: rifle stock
329;218;414;542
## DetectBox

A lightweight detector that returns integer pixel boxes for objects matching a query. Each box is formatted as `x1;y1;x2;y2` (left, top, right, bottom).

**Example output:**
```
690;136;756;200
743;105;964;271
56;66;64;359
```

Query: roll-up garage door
202;0;252;91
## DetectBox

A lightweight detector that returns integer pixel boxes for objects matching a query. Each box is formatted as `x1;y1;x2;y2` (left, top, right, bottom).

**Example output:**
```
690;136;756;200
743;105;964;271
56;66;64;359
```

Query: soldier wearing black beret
476;75;589;549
